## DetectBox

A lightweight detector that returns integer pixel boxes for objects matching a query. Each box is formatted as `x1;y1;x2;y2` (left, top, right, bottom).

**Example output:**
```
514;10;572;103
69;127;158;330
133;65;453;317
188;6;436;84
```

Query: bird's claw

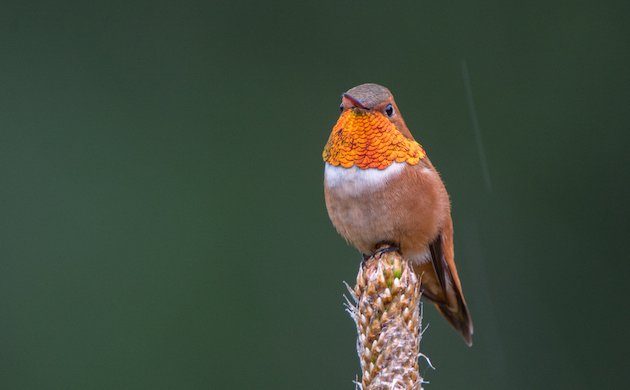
373;243;401;257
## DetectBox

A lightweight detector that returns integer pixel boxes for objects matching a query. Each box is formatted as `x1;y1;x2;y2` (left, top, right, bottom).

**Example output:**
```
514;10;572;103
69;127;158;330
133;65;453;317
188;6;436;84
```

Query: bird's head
323;83;425;170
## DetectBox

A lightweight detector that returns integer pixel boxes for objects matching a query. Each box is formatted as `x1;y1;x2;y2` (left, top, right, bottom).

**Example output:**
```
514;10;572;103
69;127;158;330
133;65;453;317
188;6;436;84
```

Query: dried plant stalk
345;250;423;390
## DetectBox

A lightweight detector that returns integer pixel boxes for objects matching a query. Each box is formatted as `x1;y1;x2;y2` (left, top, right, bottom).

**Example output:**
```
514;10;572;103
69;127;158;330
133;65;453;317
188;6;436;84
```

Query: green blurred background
2;1;629;388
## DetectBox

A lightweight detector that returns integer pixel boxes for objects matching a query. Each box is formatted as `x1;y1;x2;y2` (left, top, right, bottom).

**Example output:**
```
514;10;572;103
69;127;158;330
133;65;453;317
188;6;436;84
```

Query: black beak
342;93;368;109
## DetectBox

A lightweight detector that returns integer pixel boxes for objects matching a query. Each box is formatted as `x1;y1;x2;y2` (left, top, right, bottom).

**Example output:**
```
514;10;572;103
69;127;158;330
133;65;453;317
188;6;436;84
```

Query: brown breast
324;159;450;262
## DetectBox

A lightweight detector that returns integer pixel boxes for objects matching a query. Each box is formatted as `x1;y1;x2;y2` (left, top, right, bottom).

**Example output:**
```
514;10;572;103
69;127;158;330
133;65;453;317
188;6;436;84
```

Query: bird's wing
420;216;474;346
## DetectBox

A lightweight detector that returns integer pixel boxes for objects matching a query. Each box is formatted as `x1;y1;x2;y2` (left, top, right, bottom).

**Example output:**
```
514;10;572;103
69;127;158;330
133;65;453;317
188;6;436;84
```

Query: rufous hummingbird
323;83;473;346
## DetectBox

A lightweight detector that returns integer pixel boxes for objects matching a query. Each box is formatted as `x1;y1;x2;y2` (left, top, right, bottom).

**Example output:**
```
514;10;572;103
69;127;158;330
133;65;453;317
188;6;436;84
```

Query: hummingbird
323;83;473;346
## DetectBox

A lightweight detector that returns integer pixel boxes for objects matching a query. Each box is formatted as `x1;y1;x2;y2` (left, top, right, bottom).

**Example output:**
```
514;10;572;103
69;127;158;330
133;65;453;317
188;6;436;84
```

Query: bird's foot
373;243;401;258
360;244;401;268
361;253;370;268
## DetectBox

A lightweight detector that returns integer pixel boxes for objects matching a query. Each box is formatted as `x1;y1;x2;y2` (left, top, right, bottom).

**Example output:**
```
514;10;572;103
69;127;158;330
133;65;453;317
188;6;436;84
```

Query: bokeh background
2;1;629;389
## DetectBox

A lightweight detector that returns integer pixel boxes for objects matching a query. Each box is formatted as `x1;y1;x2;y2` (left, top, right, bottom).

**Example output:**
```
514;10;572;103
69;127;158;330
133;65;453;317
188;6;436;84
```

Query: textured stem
346;250;423;390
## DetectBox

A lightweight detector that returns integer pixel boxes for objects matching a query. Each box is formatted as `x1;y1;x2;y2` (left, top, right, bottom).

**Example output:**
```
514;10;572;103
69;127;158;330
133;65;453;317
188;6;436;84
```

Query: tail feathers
423;229;474;346
435;295;473;346
414;261;474;346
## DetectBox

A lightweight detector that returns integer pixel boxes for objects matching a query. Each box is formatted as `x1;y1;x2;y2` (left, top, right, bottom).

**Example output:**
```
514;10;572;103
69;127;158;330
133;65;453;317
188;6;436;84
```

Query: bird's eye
385;104;394;117
339;103;344;112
